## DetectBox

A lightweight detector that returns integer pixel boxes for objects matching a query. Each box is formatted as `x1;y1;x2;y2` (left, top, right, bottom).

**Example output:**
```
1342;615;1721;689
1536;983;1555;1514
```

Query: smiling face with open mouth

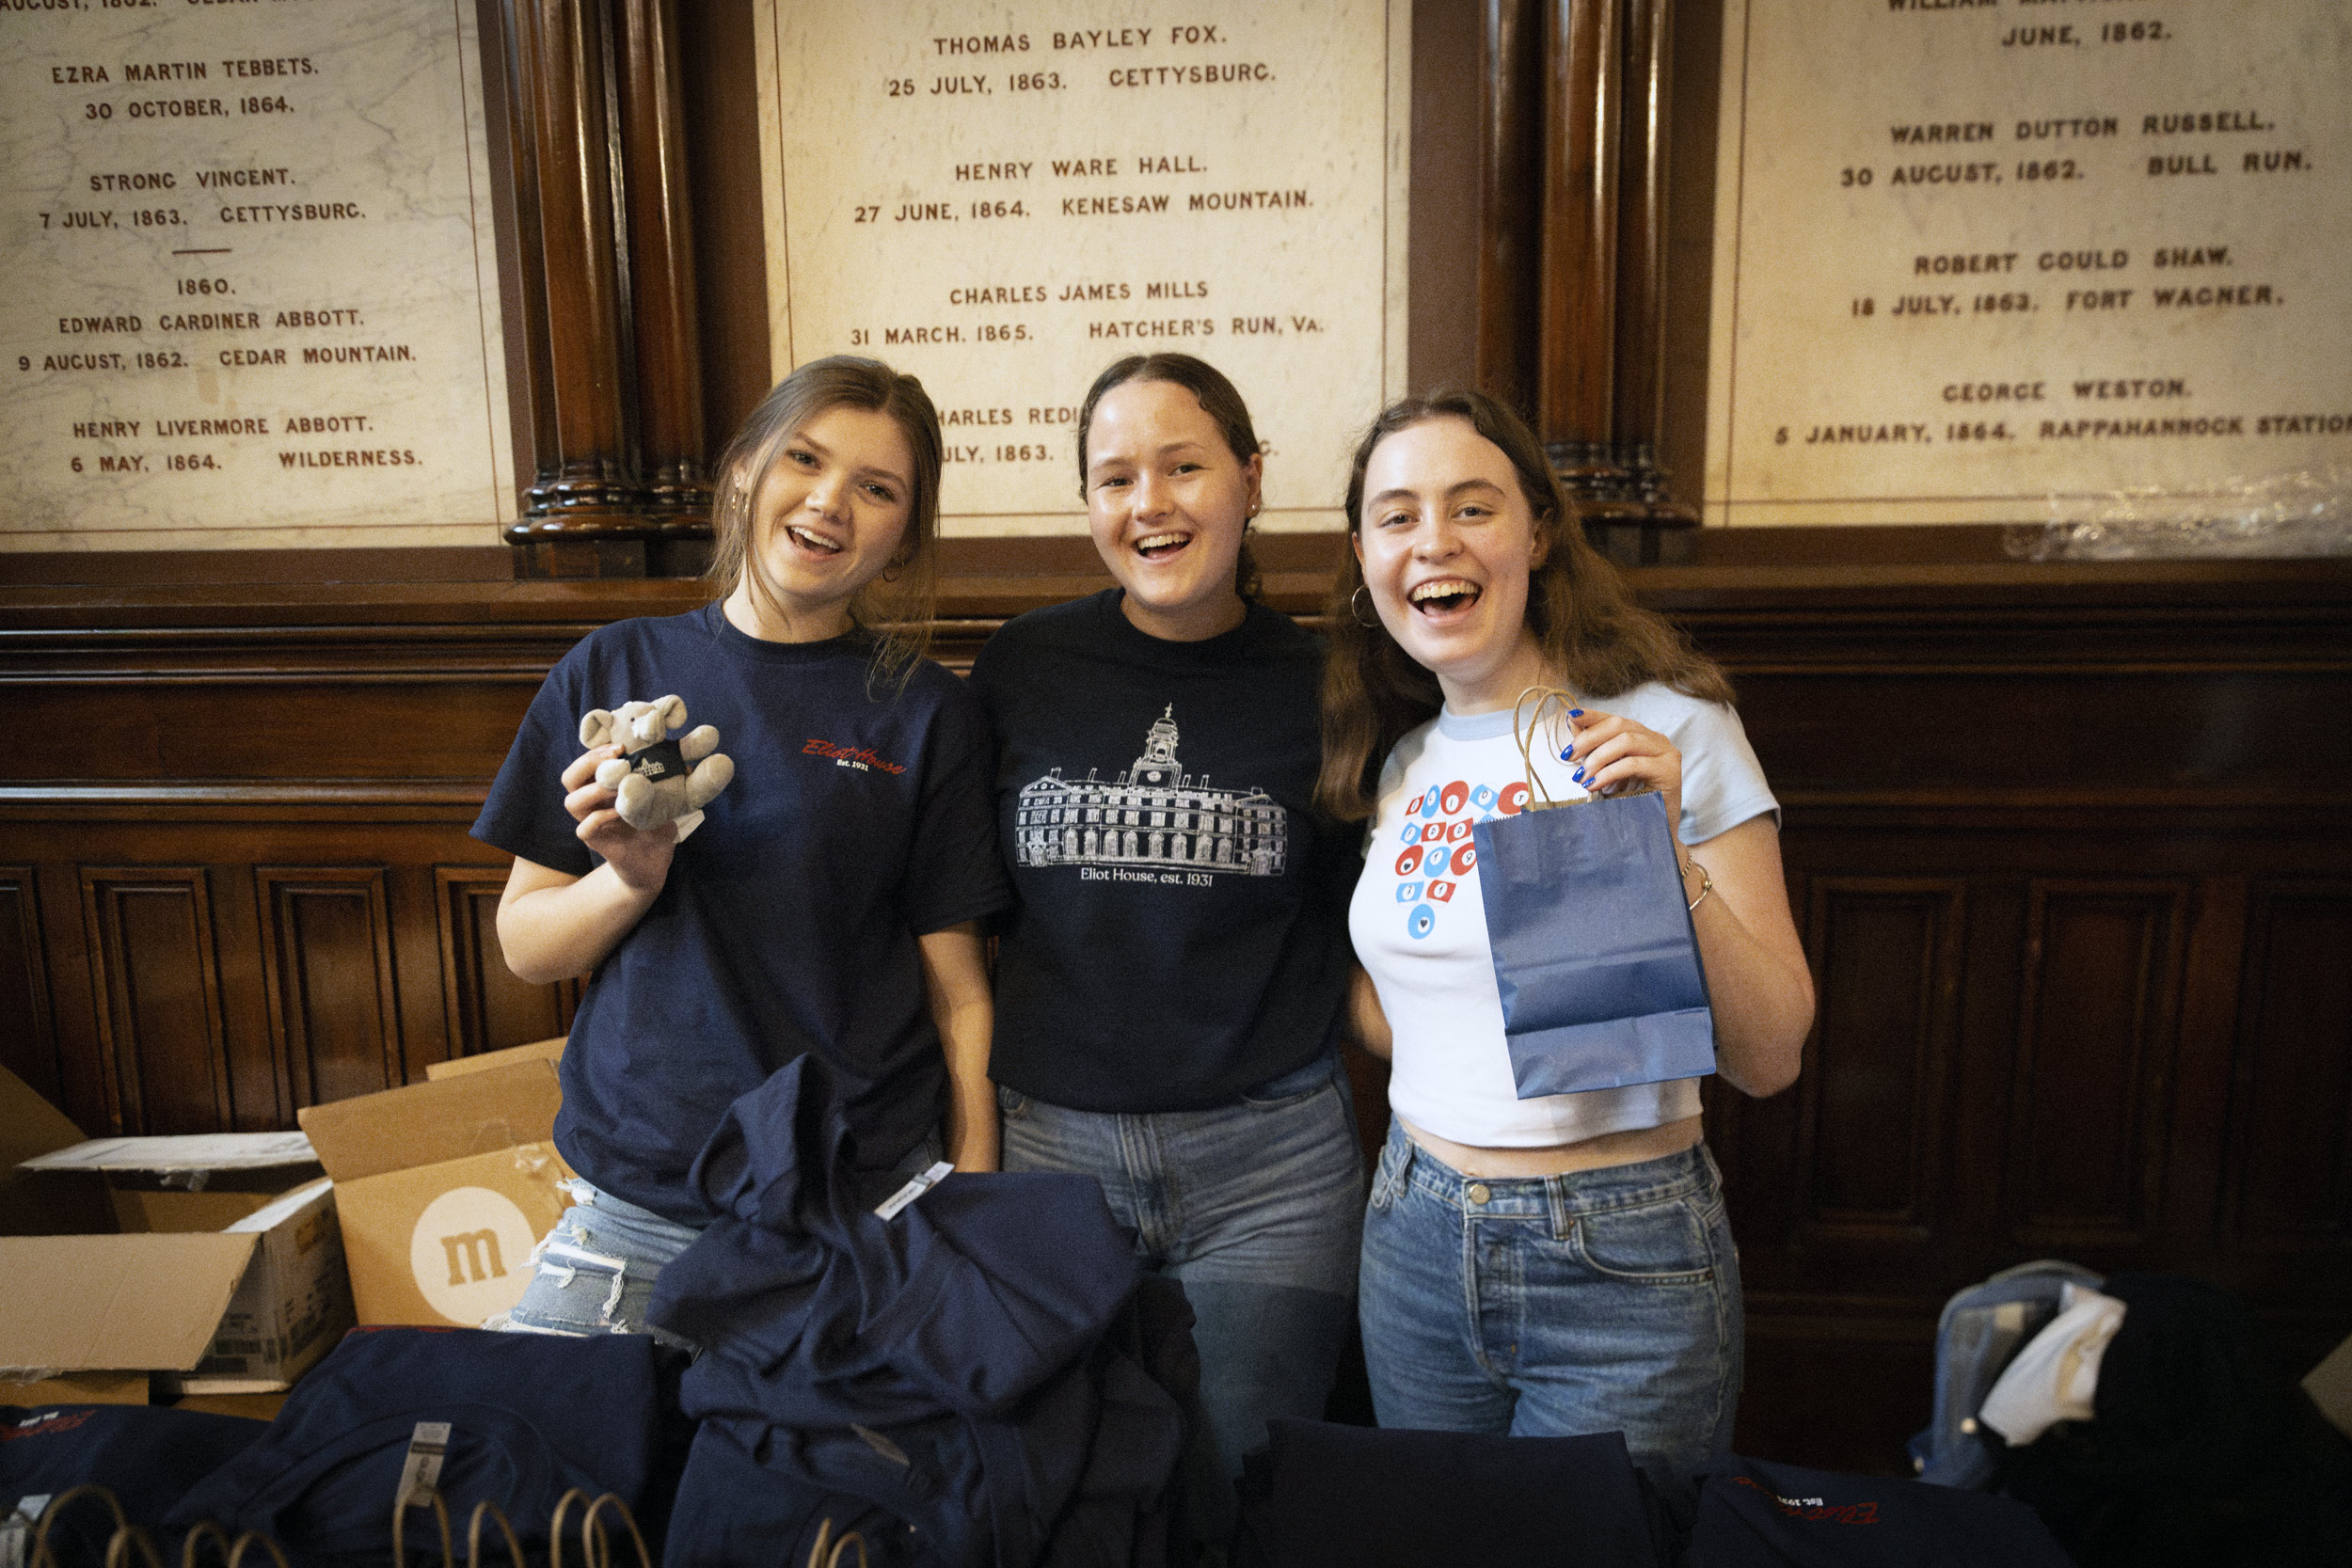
1084;377;1263;641
731;404;916;642
1354;415;1552;713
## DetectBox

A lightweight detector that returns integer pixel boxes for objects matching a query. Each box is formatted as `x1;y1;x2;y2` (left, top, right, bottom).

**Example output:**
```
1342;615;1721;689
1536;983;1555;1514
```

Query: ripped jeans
500;1180;702;1341
501;1131;945;1339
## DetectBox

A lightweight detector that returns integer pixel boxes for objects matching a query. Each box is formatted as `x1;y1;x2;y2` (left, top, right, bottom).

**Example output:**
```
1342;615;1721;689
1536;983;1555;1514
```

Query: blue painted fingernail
1568;708;1584;717
1573;768;1587;782
1559;747;1574;760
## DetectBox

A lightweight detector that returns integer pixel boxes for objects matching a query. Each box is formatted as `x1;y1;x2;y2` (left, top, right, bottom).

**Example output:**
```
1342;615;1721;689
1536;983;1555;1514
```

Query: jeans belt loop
1545;1173;1574;1241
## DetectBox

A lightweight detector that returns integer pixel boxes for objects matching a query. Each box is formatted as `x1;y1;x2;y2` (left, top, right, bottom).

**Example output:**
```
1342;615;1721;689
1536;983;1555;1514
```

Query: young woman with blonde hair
475;356;1008;1337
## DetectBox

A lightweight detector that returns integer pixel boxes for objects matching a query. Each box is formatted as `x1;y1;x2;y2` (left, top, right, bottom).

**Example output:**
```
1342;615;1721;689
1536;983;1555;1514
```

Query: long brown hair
1076;353;1264;602
1315;390;1732;820
706;355;945;690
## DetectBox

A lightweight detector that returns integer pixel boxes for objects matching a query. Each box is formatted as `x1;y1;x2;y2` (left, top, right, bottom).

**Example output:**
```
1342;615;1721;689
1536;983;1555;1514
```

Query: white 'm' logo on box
408;1186;537;1323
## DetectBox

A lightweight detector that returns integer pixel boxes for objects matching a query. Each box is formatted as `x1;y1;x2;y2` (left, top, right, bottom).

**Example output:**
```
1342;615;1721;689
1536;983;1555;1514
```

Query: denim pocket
1367;1130;1411;1212
994;1083;1030;1119
1571;1196;1715;1286
1238;1053;1335;1109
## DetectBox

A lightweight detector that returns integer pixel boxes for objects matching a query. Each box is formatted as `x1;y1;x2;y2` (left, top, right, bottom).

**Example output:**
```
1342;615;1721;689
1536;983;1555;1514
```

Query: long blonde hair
1316;390;1732;820
705;356;945;690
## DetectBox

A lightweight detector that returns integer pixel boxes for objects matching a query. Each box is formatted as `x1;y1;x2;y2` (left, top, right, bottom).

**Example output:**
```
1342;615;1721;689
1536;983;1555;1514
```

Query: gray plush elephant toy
578;695;735;838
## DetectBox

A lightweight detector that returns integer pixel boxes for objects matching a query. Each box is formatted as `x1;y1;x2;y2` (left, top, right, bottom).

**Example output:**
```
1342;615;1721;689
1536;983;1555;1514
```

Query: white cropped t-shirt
1348;684;1779;1148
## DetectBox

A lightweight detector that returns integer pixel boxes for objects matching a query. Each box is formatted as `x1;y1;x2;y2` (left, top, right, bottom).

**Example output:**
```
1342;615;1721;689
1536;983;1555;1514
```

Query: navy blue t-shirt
969;591;1356;1112
471;605;1009;1223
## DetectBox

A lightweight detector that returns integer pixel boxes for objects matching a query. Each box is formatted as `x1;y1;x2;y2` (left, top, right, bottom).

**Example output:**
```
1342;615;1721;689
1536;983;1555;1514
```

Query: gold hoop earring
1349;585;1380;629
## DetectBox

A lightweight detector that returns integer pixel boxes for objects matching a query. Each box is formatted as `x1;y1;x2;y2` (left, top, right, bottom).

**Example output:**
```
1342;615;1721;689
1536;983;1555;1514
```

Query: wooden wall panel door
77;868;232;1136
437;865;579;1061
2226;882;2352;1257
2004;881;2188;1252
1792;878;1966;1247
0;866;60;1105
255;867;404;1117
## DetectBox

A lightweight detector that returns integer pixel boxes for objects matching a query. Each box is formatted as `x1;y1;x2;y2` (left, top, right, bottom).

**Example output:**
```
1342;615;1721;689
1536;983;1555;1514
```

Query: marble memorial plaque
1703;0;2352;526
754;0;1411;534
2;0;513;550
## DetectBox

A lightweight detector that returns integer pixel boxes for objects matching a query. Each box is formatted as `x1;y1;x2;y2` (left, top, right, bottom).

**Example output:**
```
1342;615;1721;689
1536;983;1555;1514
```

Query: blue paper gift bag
1469;691;1716;1098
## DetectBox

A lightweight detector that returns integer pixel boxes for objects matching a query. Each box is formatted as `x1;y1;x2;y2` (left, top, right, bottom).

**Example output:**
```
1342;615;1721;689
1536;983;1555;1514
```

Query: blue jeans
502;1179;703;1340
998;1053;1364;1539
1359;1119;1741;1495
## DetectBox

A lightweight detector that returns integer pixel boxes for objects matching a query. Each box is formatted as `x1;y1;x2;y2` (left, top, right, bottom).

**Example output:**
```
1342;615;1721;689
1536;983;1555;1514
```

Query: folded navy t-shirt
1691;1455;2074;1567
166;1327;687;1562
3;1402;269;1560
1233;1419;1672;1568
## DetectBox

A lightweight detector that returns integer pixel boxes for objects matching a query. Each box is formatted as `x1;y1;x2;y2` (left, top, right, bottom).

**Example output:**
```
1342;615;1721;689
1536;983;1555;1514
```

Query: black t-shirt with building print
970;589;1358;1113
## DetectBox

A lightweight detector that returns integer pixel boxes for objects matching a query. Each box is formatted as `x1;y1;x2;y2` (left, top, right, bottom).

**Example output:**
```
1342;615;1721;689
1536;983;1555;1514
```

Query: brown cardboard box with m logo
298;1061;573;1327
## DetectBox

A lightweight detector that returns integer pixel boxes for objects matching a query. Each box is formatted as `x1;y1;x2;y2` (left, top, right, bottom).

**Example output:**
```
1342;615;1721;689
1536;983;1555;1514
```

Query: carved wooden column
1476;0;1546;420
617;0;712;548
498;0;710;574
1529;0;1695;562
1537;0;1621;491
1609;0;1680;517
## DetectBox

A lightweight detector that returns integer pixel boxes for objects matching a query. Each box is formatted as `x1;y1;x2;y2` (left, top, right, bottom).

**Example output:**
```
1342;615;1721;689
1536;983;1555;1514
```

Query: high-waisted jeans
1358;1118;1741;1497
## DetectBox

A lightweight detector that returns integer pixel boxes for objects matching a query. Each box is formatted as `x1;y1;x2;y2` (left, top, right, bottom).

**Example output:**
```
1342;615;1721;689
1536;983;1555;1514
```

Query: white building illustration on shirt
1014;706;1288;877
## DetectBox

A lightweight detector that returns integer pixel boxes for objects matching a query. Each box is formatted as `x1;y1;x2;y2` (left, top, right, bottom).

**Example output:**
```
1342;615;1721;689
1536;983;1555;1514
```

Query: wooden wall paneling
2225;880;2352;1259
436;865;579;1064
77;868;232;1136
1792;877;1966;1249
2003;879;2189;1253
254;867;404;1115
615;0;712;535
2157;869;2247;1277
201;854;281;1133
387;860;460;1085
0;865;60;1106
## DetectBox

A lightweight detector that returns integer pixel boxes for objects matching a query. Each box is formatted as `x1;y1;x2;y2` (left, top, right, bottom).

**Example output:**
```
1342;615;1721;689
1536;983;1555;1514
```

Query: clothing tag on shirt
394;1421;453;1509
1;1497;53;1568
851;1424;912;1466
874;1161;955;1221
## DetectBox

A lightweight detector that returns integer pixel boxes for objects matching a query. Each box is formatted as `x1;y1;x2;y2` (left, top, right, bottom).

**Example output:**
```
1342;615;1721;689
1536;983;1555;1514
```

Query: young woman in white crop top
1316;390;1815;1496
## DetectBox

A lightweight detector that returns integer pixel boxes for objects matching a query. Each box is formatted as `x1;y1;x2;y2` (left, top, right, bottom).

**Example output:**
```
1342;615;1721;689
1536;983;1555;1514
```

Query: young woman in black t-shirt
969;355;1363;1541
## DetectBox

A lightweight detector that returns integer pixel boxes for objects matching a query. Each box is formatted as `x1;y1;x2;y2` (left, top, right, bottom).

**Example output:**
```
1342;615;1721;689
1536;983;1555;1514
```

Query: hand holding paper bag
1470;689;1716;1098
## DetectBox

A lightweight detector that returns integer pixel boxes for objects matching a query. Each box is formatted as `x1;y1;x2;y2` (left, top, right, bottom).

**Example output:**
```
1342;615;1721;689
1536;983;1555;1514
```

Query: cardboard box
0;1066;112;1237
424;1034;566;1082
2308;1331;2352;1442
298;1061;574;1327
0;1169;353;1402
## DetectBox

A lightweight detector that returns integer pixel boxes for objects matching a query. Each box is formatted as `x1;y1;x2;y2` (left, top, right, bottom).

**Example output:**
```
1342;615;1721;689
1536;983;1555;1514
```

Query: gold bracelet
1683;856;1713;913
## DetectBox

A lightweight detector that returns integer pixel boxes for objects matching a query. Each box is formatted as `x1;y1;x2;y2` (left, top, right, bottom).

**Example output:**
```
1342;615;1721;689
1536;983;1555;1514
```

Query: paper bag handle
1511;685;1585;812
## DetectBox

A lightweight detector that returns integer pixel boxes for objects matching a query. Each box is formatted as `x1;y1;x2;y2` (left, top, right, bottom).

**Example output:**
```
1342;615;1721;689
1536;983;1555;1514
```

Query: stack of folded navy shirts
164;1326;691;1564
649;1056;1197;1568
